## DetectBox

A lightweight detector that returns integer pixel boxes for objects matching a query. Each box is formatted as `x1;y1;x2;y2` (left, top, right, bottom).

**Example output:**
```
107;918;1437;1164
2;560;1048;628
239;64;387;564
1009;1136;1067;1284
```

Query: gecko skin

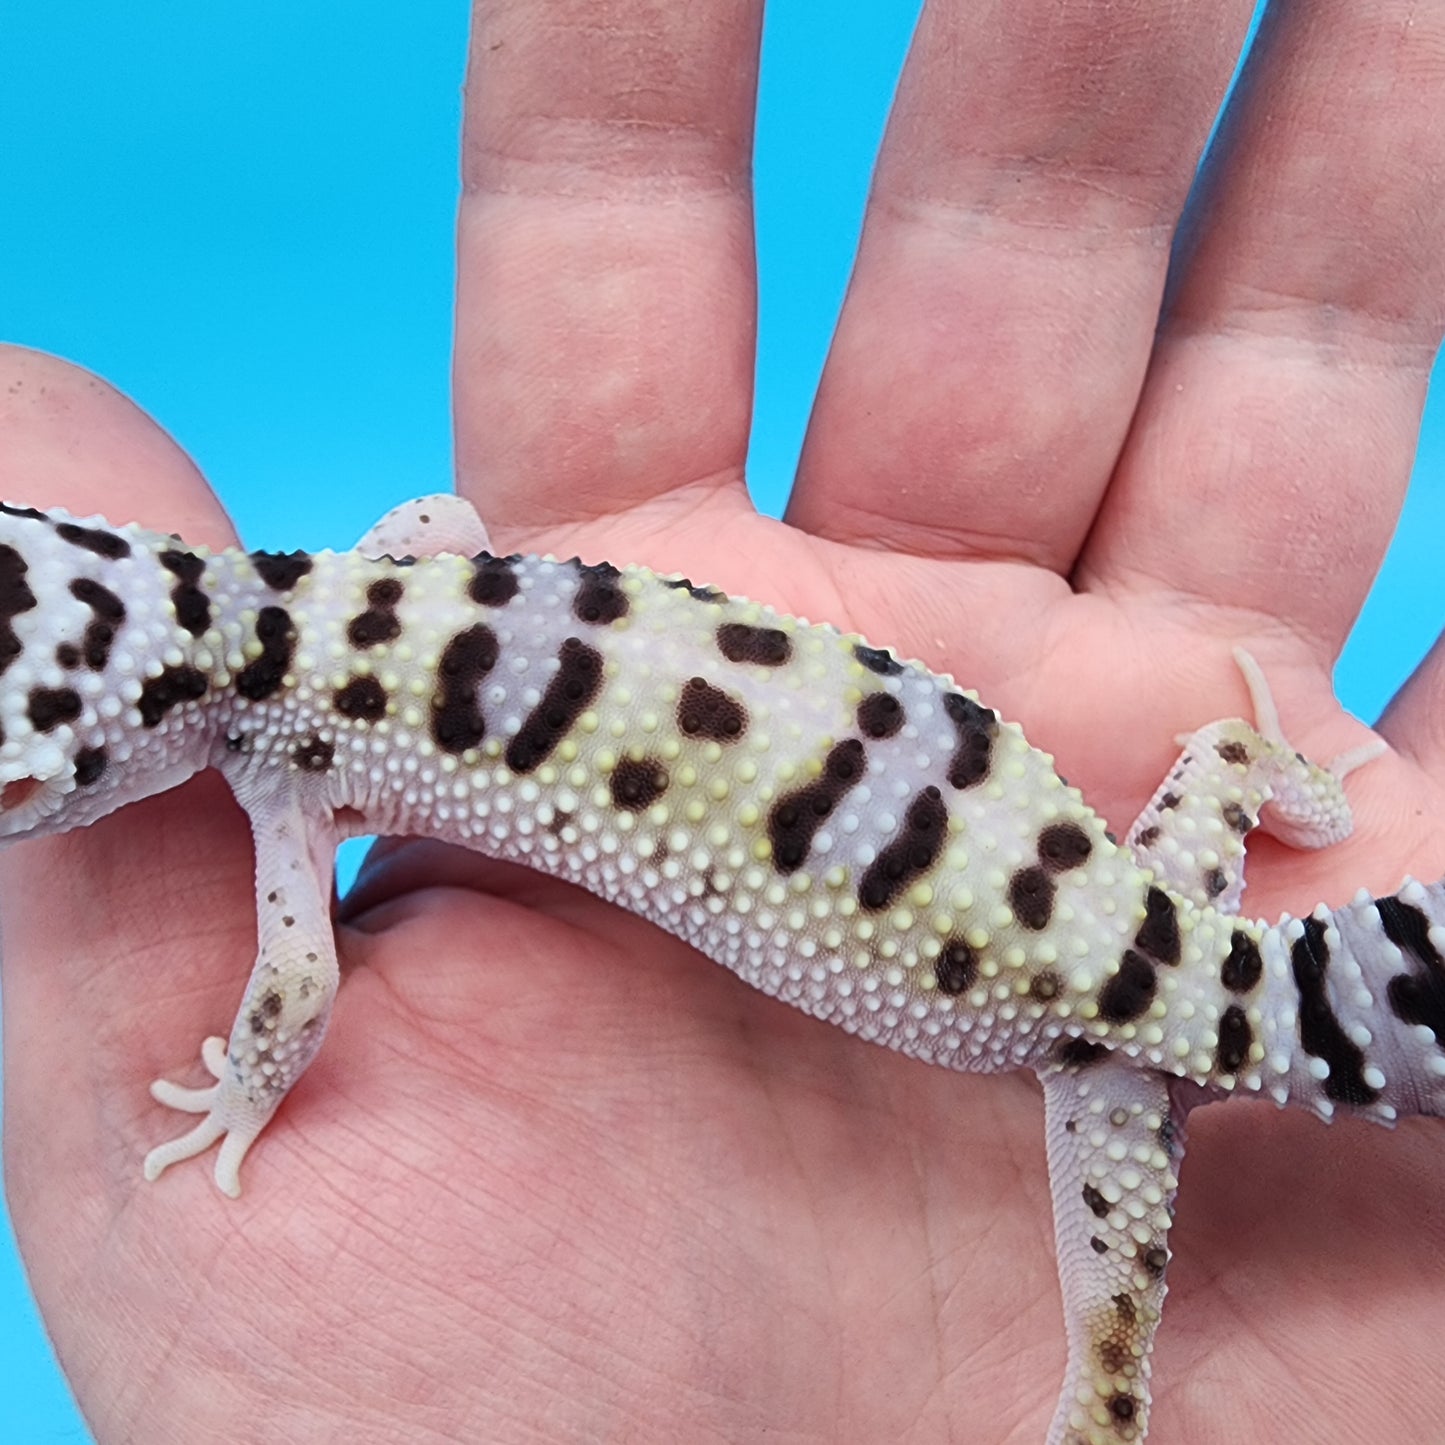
0;493;1437;1445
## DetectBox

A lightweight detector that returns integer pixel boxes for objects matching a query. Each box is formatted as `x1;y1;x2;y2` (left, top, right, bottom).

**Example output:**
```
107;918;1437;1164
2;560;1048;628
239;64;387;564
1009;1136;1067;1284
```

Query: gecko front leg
144;772;339;1196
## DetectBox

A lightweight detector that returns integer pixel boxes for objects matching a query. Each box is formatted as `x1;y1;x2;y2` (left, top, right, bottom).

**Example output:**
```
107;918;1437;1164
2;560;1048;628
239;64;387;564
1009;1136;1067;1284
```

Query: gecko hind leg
1125;648;1383;914
1039;1054;1190;1445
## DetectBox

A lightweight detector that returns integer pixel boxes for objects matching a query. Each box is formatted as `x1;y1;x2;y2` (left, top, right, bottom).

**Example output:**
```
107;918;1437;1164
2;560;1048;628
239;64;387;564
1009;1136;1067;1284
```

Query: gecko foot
144;1035;273;1198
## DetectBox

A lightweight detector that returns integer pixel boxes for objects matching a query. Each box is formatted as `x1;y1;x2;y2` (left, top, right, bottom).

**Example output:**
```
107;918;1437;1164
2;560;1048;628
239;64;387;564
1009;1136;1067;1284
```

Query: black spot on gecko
159;549;211;637
856;692;904;740
292;736;334;773
1291;915;1380;1105
935;938;978;995
468;554;520;607
1143;1245;1168;1278
1159;791;1180;810
1056;1038;1107;1069
717;622;791;667
1221;931;1263;993
26;686;81;732
507;637;603;773
57;522;130;559
1378;894;1445;1043
1090;1236;1108;1255
1029;970;1060;1001
1217;1004;1252;1074
1216;739;1250;766
431;623;499;754
69;577;126;670
1097;949;1157;1024
248;989;283;1037
572;560;628;625
1135;824;1161;848
610;756;669;811
236;606;296;702
250;550;313;591
1082;1183;1110;1219
676;677;746;742
334;674;388;722
853;644;903;676
73;745;107;785
664;576;726;604
1038;821;1092;872
767;738;866;873
347;578;404;648
1108;1393;1137;1425
0;502;46;520
943;692;996;789
1135;886;1181;966
1204;866;1229;899
858;786;948;911
138;665;208;726
1221;801;1255;835
1009;865;1055;930
0;545;37;676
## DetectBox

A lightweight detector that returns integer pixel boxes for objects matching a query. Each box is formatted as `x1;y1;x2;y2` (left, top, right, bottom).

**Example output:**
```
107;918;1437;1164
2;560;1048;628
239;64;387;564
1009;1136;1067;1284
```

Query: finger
787;0;1256;566
454;0;763;540
1081;0;1445;657
0;346;238;1196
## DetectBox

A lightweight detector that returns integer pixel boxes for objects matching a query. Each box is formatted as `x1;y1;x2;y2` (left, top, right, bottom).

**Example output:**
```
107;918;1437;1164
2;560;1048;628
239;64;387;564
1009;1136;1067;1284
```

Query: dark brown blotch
943;692;996;789
507;637;605;773
73;745;107;785
1082;1183;1110;1219
250;549;313;591
1204;866;1228;899
1221;930;1263;993
1217;1003;1252;1075
292;736;335;773
1221;801;1254;835
853;643;903;676
856;692;905;740
159;549;211;637
138;665;208;726
663;575;726;603
432;623;500;754
0;545;37;677
1216;739;1250;766
1057;1038;1107;1069
1135;885;1181;966
716;622;791;667
1038;821;1092;872
572;560;628;625
766;738;866;873
468;554;520;607
611;756;670;811
236;606;296;702
26;686;81;733
676;677;747;742
858;785;949;911
1291;915;1380;1105
347;577;404;648
57;522;130;559
935;938;977;995
1008;865;1055;931
334;674;388;722
1097;949;1157;1024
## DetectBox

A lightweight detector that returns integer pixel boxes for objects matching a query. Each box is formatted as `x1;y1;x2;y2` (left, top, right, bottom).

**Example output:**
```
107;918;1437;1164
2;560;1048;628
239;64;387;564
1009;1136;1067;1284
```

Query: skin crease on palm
3;0;1445;1441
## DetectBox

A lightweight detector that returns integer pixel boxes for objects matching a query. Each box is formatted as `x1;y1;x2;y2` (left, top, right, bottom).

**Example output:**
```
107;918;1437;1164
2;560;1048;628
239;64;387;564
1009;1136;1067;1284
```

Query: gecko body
0;494;1437;1445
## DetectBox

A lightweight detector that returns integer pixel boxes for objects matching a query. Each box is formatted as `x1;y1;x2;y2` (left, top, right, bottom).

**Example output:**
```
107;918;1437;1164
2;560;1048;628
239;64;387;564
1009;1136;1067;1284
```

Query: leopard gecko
0;492;1435;1445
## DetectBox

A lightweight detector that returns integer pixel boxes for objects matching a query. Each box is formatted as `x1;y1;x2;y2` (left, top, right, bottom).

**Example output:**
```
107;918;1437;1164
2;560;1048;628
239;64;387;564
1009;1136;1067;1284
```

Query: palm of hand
6;5;1445;1443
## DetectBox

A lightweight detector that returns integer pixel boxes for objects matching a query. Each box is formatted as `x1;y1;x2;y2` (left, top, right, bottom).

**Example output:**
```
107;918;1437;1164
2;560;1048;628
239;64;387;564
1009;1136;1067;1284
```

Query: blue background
0;3;1440;1439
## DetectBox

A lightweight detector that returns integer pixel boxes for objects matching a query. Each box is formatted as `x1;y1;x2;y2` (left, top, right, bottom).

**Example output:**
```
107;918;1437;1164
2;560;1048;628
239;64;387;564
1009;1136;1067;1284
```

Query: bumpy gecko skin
0;495;1435;1445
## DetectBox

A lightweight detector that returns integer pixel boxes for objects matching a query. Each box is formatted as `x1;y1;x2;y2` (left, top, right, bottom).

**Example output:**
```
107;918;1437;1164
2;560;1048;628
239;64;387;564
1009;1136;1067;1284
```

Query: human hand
4;3;1444;1442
